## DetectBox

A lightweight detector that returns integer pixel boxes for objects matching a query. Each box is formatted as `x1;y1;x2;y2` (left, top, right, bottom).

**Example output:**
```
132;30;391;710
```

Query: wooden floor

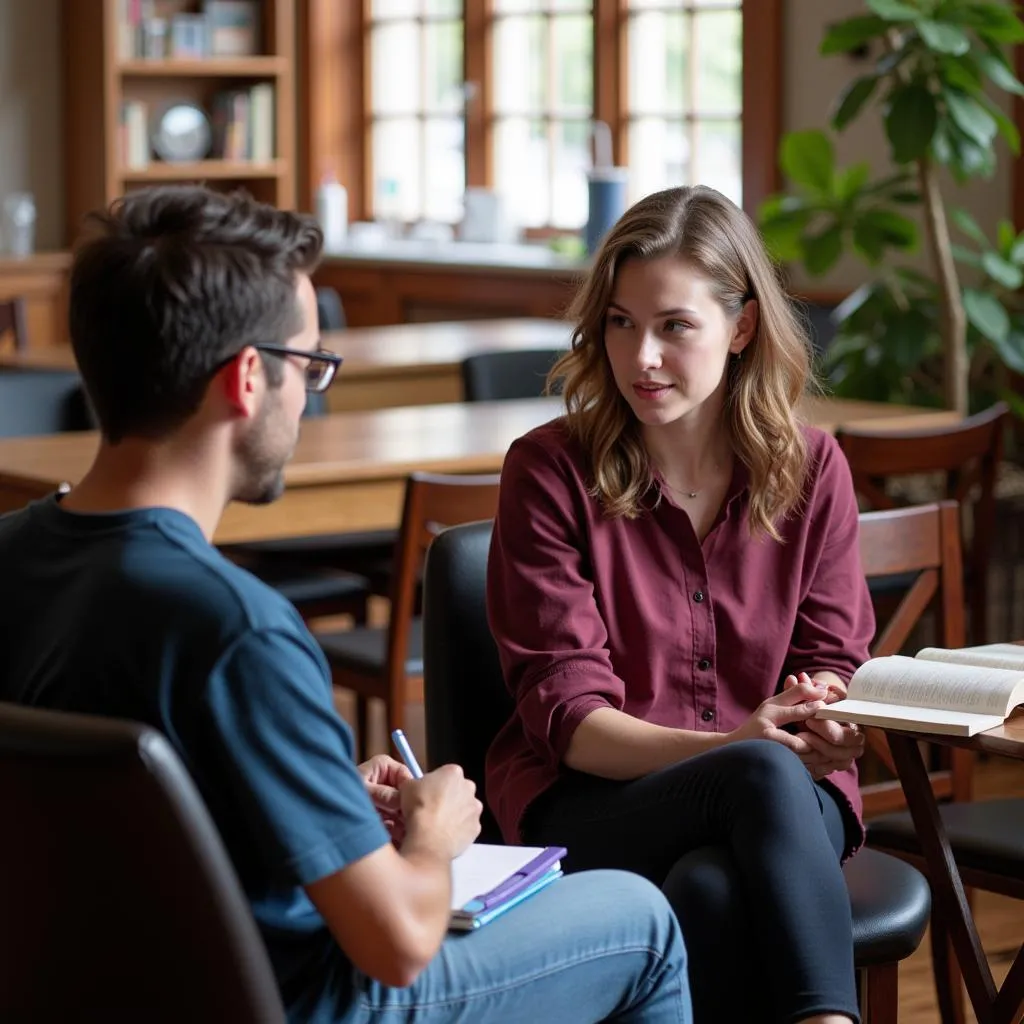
337;689;1024;1024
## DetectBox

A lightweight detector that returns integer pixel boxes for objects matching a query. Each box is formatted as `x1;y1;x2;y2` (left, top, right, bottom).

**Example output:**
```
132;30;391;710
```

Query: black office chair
461;348;565;402
0;702;286;1023
0;369;94;437
422;522;931;1024
315;285;347;332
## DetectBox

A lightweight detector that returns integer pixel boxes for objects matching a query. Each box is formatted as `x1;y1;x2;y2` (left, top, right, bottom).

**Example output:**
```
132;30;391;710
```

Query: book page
916;644;1024;673
848;655;1024;716
450;844;551;911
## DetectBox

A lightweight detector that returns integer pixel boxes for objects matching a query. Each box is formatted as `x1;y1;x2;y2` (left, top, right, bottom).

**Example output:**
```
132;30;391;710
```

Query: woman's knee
718;739;817;808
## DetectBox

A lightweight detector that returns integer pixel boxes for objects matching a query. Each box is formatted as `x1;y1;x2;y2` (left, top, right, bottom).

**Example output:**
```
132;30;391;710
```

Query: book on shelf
121;100;151;170
816;643;1024;736
210;84;274;161
449;844;565;931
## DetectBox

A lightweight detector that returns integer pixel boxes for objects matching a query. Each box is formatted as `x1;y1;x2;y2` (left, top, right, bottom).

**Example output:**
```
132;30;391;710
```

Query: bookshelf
62;0;296;246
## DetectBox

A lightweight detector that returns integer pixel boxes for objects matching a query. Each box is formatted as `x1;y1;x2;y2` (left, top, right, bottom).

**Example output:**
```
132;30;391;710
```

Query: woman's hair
551;184;814;540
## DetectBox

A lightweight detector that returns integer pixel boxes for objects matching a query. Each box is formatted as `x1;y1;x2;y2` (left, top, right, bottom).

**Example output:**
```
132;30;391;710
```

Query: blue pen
391;728;424;779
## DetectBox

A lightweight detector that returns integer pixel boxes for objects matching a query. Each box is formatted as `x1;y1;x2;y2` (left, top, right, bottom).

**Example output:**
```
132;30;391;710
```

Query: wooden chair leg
930;908;968;1024
859;962;899;1024
355;695;370;761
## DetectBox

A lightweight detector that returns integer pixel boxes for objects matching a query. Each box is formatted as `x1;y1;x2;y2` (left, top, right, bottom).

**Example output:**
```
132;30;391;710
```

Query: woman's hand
728;679;830;754
358;754;414;843
783;672;866;780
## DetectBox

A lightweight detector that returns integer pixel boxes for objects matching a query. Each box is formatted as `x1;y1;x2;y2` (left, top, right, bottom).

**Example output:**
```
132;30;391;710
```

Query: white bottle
316;173;348;253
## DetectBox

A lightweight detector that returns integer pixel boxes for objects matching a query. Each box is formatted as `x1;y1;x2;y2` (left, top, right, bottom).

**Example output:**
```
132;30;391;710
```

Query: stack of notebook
449;843;566;931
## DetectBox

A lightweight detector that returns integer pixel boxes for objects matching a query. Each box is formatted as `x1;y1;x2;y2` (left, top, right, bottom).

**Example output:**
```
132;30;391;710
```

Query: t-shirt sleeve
488;434;627;760
786;433;875;683
199;626;390;887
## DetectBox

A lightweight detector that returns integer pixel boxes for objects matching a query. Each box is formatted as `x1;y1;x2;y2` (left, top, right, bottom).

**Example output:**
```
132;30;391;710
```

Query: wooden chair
422;520;931;1024
0;297;28;351
314;471;501;759
858;501;992;1024
857;501;973;817
837;402;1009;646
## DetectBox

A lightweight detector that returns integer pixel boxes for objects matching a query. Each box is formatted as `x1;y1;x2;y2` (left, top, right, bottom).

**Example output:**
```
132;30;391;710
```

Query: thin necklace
662;479;702;500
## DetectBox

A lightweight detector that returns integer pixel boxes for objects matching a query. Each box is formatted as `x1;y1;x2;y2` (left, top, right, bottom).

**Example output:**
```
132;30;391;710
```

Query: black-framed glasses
255;344;342;393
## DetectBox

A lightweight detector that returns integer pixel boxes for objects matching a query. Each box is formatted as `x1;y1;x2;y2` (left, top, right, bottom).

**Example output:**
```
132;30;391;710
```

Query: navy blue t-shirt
0;496;390;1023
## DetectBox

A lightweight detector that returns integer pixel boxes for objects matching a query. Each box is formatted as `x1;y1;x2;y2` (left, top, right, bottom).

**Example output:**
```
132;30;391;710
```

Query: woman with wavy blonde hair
486;186;873;1024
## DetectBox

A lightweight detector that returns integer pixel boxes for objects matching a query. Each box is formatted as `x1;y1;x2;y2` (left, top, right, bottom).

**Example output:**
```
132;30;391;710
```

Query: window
368;0;466;223
304;2;777;229
491;1;594;229
625;1;743;208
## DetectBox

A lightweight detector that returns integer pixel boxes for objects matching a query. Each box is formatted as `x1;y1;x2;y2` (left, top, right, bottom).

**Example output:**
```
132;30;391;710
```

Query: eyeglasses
254;344;343;393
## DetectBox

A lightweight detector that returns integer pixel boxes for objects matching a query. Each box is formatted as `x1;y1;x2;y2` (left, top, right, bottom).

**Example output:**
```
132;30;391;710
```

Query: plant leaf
955;3;1024;43
885;84;938;162
836;162;872;200
820;15;888;54
975;49;1024;96
804;224;844;275
832;75;879;131
780;130;835;194
950;206;989;246
944;88;998;147
918;20;971;54
951;243;983;267
981;250;1024;289
963;286;1010;344
978;92;1021;154
866;0;921;20
998;219;1016;253
859;207;919;248
988;328;1024;374
1010;233;1024;265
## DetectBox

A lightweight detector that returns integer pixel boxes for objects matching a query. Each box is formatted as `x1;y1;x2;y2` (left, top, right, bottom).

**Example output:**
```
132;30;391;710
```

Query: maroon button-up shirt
485;419;875;857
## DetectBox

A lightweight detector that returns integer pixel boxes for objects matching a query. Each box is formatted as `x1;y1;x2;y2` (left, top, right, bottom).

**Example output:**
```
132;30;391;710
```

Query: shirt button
698;658;712;670
701;709;714;722
693;590;705;603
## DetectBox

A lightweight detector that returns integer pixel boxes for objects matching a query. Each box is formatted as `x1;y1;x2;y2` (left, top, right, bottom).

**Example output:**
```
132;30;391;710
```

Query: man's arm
305;763;481;987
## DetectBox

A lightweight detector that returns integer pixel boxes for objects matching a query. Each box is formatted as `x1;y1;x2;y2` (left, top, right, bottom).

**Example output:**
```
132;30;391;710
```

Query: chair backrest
857;501;973;816
837;401;1008;644
0;297;29;351
422;519;508;842
315;285;347;331
0;702;286;1022
461;348;564;402
0;369;95;437
386;473;501;707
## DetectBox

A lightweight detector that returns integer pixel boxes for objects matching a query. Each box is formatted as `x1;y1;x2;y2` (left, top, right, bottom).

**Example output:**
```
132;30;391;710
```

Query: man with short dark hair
0;186;690;1023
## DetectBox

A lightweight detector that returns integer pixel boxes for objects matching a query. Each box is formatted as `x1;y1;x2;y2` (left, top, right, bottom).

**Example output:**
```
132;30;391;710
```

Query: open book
816;643;1024;736
449;843;565;931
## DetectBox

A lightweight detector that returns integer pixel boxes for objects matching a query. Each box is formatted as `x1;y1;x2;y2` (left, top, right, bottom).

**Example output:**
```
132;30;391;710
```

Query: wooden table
885;714;1024;1024
0;318;573;412
0;395;959;544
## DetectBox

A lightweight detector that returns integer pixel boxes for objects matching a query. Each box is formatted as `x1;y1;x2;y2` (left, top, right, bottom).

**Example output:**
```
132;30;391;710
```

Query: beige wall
784;0;1015;293
0;0;1016;268
0;0;63;251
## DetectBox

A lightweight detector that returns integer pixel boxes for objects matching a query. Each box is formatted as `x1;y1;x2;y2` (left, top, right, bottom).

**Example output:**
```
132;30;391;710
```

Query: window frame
300;0;782;224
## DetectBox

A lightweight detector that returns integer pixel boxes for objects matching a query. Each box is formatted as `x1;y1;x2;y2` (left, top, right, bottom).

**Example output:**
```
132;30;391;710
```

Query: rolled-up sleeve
488;435;626;761
786;435;875;684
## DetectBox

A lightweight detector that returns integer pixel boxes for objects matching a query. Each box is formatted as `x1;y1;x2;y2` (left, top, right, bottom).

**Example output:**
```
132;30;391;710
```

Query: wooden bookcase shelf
118;56;289;77
62;0;296;247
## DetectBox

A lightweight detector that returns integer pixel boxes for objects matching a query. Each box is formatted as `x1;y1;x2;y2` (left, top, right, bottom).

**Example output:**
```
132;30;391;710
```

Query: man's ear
220;347;263;418
731;298;758;355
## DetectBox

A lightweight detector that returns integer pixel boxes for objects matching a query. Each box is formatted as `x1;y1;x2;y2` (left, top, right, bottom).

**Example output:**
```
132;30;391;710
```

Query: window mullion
465;0;489;189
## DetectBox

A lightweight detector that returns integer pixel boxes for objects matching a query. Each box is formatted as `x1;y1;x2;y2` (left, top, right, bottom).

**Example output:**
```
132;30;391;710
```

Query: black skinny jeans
522;739;859;1024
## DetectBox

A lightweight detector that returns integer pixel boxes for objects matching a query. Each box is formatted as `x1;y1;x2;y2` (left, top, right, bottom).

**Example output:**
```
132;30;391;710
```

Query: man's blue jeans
346;870;691;1023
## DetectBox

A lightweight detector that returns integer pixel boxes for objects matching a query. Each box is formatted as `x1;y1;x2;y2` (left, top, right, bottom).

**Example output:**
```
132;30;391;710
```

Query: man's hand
783;671;865;780
358;754;413;842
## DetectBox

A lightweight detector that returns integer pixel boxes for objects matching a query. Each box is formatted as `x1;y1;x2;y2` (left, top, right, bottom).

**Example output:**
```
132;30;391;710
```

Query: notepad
449;843;565;931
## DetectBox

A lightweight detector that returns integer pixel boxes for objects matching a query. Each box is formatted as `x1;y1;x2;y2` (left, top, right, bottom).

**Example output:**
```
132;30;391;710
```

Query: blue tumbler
585;168;629;255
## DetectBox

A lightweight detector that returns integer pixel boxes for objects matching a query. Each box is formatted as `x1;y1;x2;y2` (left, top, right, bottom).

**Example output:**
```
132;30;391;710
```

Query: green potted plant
759;0;1024;416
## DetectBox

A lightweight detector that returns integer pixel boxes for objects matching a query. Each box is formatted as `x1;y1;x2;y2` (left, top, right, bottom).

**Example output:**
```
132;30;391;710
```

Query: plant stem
917;153;968;414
